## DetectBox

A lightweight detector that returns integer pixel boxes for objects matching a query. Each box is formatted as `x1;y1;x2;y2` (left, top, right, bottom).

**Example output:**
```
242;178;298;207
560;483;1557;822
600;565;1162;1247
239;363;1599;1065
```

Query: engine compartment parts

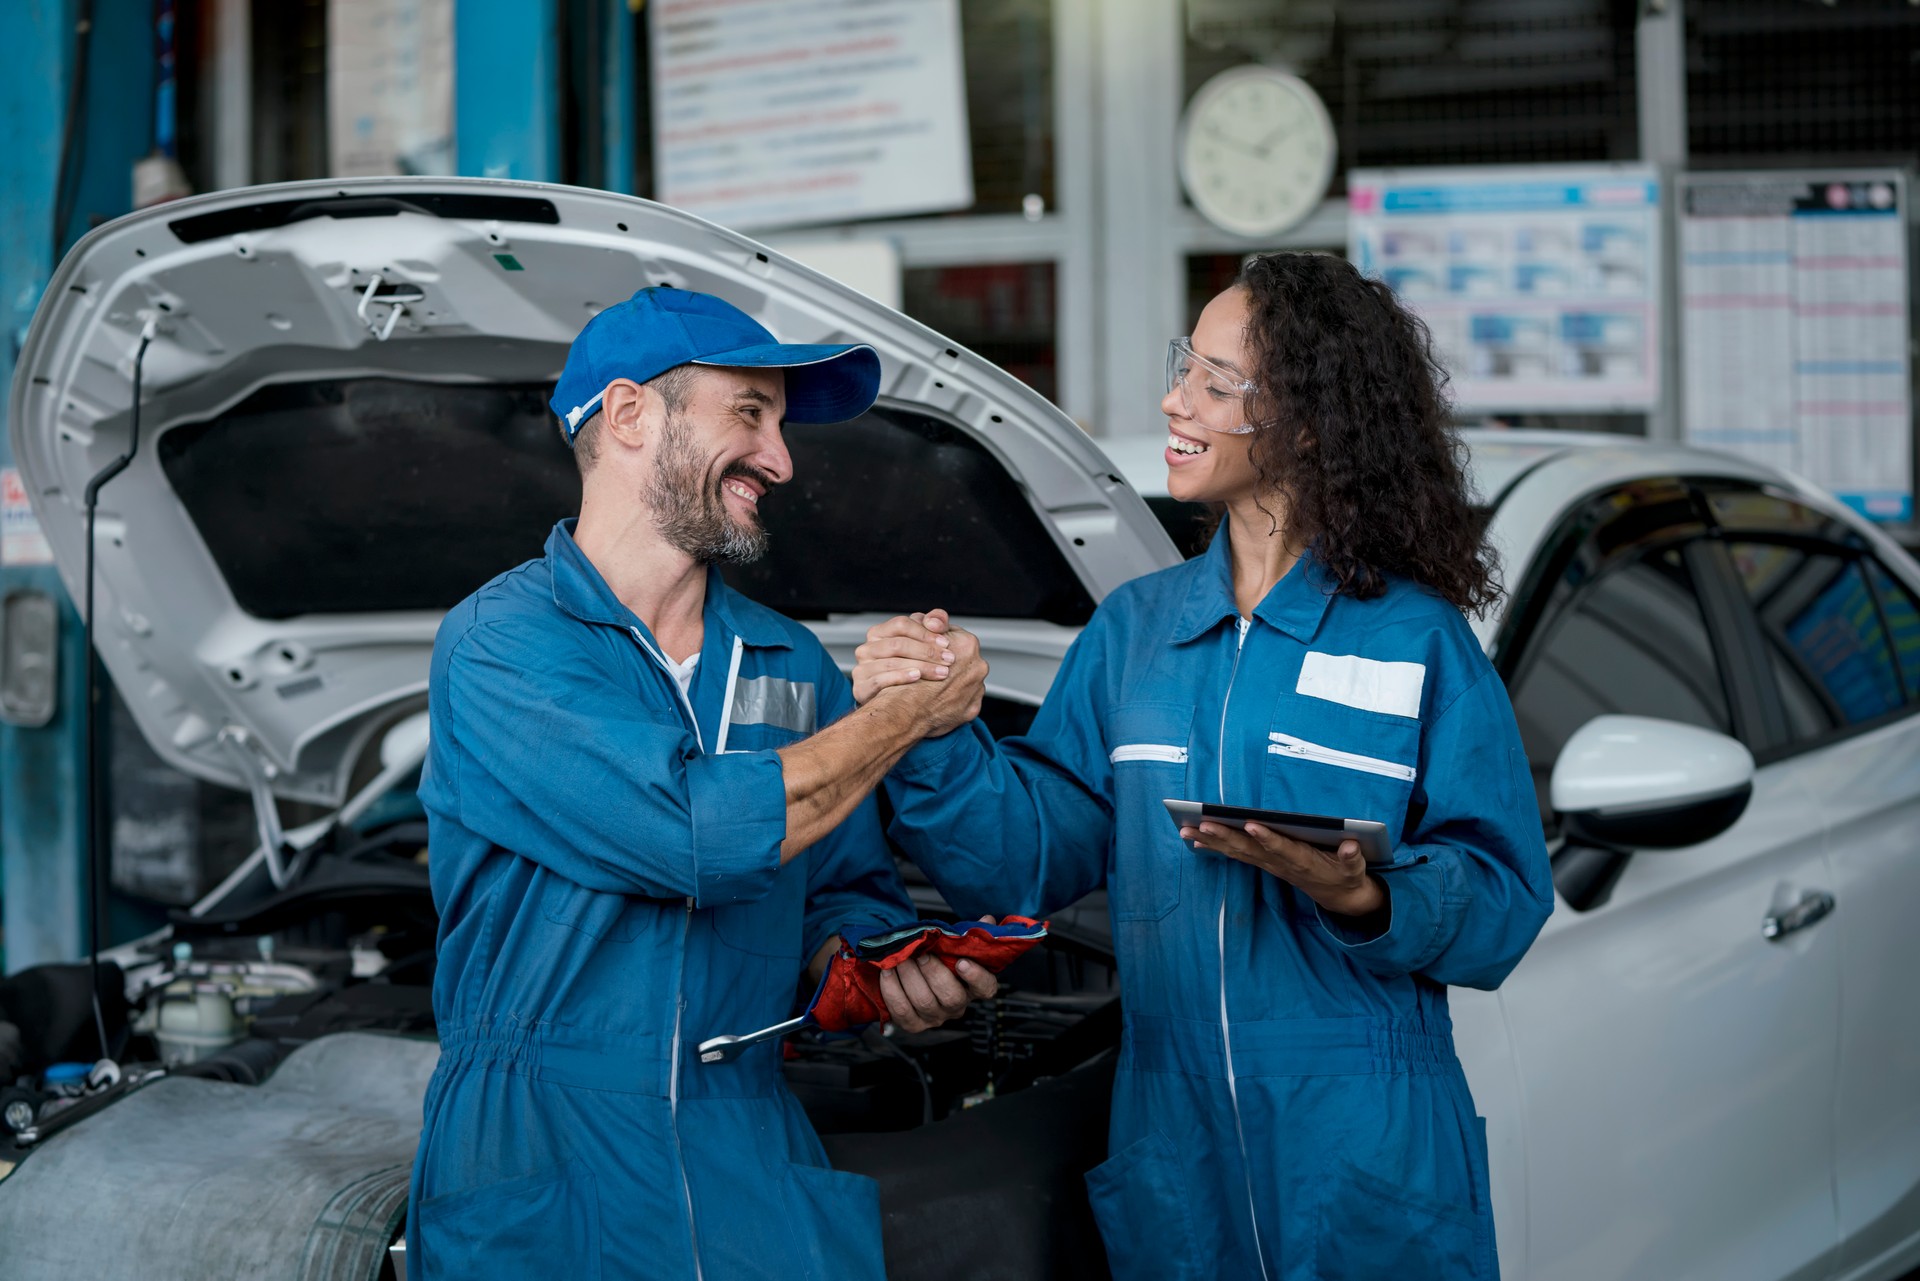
133;944;319;1066
0;962;129;1082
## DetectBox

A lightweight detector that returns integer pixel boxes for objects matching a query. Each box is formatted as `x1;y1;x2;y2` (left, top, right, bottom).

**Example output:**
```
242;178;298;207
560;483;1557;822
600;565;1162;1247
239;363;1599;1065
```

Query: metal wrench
696;1014;812;1065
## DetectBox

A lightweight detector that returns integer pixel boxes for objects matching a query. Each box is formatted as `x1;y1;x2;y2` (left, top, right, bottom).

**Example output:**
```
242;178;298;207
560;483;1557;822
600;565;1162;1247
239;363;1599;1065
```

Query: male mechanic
406;287;996;1280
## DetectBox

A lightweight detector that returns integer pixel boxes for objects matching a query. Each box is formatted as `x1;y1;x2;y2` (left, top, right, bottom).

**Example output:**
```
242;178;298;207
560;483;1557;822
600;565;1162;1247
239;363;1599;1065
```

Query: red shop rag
806;916;1049;1032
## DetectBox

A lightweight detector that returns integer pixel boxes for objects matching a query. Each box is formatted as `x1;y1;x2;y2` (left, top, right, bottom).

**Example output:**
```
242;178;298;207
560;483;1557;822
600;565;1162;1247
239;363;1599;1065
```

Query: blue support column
1;0;154;972
604;0;636;194
455;0;562;181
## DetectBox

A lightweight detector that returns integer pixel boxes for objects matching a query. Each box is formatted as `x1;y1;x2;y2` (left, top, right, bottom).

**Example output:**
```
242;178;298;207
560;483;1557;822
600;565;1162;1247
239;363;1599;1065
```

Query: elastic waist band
1124;1014;1457;1079
435;1023;671;1096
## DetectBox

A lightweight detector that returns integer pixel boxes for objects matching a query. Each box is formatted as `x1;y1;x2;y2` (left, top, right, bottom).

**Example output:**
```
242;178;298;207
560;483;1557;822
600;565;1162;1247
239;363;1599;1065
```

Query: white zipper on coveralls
1267;732;1416;781
712;638;745;754
631;623;741;1281
667;906;702;1280
1218;617;1273;1281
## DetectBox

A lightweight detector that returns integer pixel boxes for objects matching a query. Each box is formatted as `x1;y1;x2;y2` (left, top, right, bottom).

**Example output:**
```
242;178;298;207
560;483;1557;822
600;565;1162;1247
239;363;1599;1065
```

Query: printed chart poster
328;0;455;178
1;467;53;567
1681;171;1912;523
1349;166;1662;412
650;0;973;232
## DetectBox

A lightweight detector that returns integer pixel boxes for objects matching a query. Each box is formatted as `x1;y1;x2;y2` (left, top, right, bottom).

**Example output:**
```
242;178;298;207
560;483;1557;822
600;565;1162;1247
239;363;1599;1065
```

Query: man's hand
776;610;983;861
853;609;986;737
806;918;1004;1034
876;918;1002;1033
1183;822;1388;924
853;609;958;703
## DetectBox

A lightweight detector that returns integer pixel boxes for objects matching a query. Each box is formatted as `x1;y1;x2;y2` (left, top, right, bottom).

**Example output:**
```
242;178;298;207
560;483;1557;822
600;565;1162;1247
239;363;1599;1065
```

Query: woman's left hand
1183;822;1387;920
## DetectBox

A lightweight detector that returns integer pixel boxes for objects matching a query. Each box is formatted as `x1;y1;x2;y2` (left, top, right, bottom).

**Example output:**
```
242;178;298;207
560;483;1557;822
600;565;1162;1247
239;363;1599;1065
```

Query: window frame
1495;477;1920;769
1704;517;1920;766
1496;479;1778;836
1495;479;1723;695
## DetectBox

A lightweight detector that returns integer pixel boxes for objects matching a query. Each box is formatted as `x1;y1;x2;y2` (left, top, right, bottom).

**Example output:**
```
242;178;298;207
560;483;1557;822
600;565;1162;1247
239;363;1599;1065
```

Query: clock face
1179;67;1338;238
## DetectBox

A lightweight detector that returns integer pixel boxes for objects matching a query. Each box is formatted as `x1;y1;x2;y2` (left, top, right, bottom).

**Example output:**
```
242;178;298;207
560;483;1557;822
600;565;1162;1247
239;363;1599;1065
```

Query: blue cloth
405;520;911;1281
550;287;882;437
885;528;1553;1281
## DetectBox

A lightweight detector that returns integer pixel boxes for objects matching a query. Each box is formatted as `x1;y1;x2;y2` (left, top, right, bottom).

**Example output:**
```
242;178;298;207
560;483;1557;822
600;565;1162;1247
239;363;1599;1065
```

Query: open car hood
11;178;1175;806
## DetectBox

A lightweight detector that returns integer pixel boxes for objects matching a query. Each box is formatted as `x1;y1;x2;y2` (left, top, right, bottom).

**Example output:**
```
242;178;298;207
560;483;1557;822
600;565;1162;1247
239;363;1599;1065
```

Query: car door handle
1762;891;1836;942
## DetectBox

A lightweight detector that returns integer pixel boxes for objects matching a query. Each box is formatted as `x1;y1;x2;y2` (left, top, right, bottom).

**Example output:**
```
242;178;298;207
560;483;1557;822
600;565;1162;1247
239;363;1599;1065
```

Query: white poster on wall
1680;171;1912;523
1;467;52;567
649;0;974;232
328;0;455;178
1348;165;1662;413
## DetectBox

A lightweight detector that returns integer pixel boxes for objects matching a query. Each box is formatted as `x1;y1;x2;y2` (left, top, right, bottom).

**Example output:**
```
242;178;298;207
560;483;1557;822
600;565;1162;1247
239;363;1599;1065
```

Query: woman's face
1161;286;1264;506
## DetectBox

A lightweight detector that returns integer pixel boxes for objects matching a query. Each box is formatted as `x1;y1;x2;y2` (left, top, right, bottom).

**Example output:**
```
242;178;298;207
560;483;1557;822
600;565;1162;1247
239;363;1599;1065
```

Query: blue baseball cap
550;287;882;440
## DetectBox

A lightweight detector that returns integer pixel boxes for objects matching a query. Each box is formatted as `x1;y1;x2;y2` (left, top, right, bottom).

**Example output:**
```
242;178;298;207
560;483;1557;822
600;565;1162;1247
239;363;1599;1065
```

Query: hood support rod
79;313;160;1065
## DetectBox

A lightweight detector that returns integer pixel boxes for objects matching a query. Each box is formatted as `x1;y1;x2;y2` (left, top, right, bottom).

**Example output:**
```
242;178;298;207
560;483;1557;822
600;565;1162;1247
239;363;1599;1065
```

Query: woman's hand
1182;822;1387;921
853;609;957;705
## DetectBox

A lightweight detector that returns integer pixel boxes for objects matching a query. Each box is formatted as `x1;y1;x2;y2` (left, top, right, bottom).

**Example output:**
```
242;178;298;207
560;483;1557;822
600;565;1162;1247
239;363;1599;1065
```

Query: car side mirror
1550;714;1755;851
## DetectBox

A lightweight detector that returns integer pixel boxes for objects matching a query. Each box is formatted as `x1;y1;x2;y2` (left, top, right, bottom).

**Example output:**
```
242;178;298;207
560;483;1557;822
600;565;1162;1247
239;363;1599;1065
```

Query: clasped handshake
849;607;984;735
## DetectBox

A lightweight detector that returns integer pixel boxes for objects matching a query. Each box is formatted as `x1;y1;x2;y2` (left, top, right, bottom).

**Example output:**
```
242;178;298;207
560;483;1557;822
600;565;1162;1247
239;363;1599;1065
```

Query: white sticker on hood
1295;652;1425;720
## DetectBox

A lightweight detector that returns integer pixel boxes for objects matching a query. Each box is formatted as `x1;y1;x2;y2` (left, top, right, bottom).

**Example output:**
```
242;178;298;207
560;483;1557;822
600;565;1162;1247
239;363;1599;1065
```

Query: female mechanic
853;252;1553;1280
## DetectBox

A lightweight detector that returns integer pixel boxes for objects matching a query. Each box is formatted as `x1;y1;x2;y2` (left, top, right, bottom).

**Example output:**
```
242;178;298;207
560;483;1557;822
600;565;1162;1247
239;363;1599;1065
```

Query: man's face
643;366;791;565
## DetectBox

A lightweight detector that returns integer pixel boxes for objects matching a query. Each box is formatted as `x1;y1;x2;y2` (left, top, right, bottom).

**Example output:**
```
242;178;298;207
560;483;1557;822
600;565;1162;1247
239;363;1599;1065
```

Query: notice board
327;0;455;177
649;0;974;232
1348;165;1662;413
1680;171;1913;522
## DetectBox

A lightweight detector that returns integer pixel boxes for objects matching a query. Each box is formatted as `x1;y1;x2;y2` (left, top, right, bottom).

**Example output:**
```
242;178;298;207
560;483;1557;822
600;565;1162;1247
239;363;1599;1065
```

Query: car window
1703;486;1837;538
1728;541;1906;739
1864;559;1920;700
1509;544;1732;831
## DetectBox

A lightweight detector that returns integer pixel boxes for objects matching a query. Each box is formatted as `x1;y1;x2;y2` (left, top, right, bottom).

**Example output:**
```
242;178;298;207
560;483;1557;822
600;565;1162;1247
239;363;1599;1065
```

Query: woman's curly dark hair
1233;251;1500;616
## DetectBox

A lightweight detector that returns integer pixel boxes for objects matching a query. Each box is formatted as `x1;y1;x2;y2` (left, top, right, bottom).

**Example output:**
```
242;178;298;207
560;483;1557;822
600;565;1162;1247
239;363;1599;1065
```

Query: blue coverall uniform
885;530;1554;1280
406;521;911;1280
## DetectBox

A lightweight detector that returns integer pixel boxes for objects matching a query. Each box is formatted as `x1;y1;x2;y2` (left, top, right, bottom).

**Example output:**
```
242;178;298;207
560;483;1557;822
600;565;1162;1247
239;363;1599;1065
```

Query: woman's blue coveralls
406;521;911;1281
885;530;1554;1280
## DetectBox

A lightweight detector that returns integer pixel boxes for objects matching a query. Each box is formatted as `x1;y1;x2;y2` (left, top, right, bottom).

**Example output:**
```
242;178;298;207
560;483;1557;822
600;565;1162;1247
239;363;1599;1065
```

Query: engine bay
0;812;1120;1161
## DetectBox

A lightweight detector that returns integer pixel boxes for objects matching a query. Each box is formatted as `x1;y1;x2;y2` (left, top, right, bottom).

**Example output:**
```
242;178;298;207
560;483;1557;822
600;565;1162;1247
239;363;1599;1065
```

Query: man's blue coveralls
406;520;911;1280
884;530;1554;1281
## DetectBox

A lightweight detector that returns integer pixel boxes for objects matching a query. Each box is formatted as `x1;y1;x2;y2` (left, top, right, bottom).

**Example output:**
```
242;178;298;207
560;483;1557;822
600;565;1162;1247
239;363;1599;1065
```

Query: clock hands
1201;121;1266;158
1204;119;1310;162
1253;123;1295;158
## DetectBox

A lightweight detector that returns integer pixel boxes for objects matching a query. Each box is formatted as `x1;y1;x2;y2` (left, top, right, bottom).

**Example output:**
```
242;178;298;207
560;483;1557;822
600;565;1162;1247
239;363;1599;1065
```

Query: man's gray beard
642;413;770;565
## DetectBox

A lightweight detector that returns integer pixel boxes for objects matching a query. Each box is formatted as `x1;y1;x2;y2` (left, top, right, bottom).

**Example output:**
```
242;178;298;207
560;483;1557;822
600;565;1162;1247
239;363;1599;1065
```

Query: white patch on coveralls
1295;651;1426;719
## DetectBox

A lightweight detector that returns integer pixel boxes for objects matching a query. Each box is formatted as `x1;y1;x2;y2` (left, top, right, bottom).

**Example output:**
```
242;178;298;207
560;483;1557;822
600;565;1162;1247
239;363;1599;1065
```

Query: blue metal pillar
1;0;154;972
455;0;562;181
604;0;636;195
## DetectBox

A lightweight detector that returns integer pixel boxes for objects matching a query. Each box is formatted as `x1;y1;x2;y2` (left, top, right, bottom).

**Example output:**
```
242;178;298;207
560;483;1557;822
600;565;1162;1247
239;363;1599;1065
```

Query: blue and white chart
1680;171;1912;523
1349;165;1662;412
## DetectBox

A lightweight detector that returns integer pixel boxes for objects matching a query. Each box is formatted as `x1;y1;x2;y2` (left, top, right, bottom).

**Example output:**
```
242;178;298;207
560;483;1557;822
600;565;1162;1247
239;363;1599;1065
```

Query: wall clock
1179;65;1338;238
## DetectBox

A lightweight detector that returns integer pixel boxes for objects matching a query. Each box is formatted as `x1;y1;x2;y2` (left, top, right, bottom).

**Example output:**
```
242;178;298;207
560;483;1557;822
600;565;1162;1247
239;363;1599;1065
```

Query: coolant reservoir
154;983;240;1064
146;957;319;1065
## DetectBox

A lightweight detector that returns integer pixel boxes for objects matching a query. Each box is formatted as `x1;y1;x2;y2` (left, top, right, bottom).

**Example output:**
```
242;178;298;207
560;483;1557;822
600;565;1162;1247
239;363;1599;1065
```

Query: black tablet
1162;799;1394;865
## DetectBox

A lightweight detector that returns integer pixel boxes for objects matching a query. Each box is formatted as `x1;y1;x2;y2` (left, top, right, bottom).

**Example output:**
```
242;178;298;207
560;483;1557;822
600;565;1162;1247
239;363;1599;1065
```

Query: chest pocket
713;676;818;958
1262;692;1420;850
1106;701;1196;922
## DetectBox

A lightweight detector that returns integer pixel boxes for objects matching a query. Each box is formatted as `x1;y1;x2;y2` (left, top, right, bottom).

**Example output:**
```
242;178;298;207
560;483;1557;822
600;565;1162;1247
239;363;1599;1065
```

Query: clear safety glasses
1165;337;1261;435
